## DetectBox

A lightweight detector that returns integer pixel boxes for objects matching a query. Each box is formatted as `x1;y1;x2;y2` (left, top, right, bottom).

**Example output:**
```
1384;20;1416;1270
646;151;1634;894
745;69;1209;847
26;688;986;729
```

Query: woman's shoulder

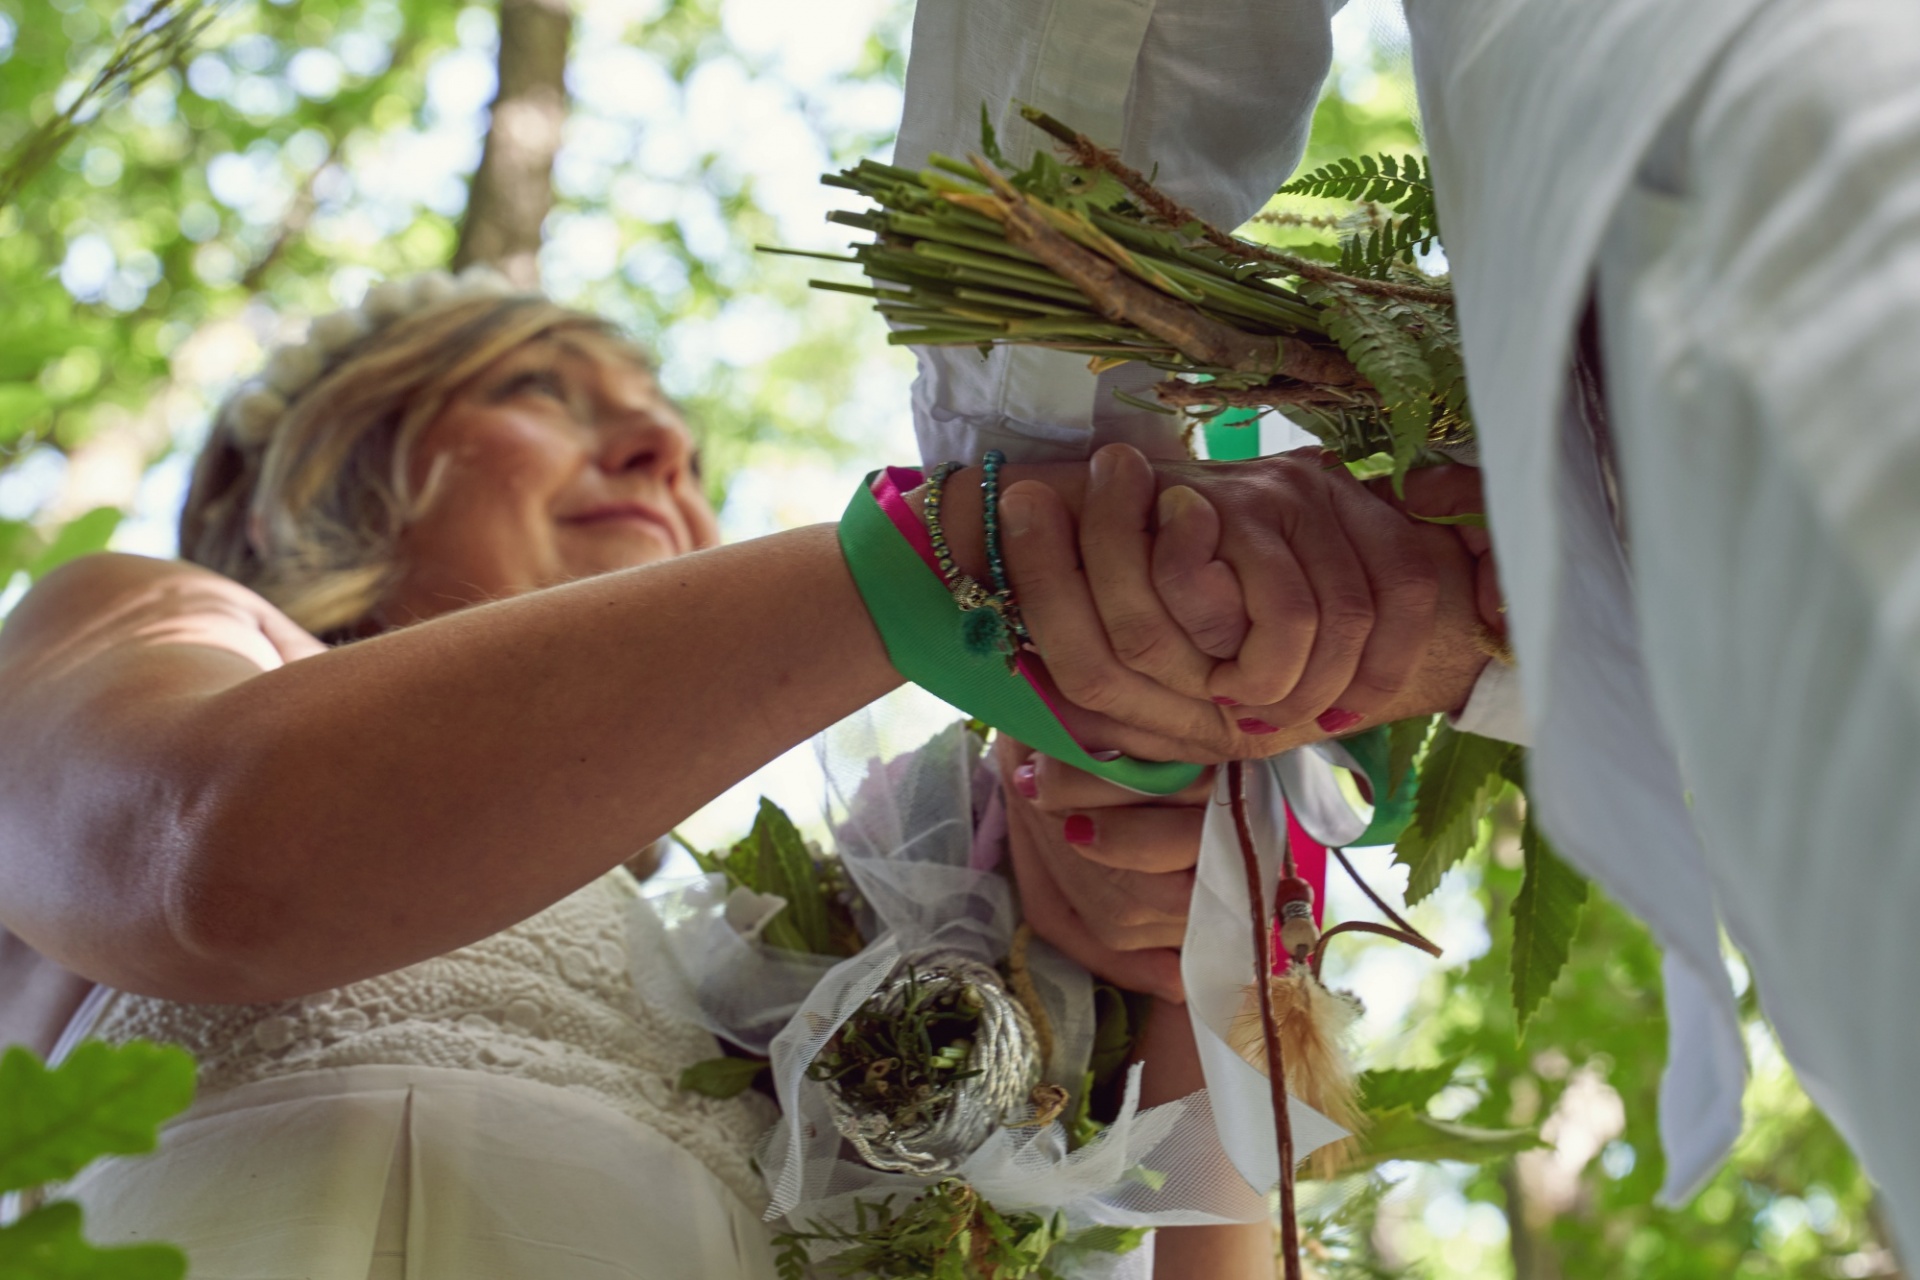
0;553;323;676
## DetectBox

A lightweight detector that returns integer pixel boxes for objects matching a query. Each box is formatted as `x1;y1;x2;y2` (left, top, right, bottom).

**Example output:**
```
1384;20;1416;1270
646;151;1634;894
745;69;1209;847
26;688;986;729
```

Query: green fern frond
1337;216;1438;279
1281;153;1438;244
1308;283;1436;477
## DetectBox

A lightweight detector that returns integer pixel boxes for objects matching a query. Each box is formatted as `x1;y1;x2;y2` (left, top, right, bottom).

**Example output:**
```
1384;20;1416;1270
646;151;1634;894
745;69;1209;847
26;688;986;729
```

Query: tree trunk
454;0;572;289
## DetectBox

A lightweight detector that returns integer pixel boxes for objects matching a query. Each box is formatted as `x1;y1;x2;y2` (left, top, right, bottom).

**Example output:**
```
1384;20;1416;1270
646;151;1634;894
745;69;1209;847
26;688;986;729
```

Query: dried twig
1227;761;1301;1280
1152;380;1376;412
1019;106;1455;308
971;160;1360;385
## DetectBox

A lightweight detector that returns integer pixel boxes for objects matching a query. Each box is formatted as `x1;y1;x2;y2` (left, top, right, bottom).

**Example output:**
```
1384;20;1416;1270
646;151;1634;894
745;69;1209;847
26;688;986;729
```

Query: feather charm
1227;969;1366;1179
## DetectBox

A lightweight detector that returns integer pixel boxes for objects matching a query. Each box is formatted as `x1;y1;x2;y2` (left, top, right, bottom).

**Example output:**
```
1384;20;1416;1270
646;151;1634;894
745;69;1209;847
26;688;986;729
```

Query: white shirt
893;0;1773;1203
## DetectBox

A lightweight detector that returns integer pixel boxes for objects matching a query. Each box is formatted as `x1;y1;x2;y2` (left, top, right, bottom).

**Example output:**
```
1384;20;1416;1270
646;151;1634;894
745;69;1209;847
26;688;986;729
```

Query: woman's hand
999;446;1489;761
994;733;1213;1004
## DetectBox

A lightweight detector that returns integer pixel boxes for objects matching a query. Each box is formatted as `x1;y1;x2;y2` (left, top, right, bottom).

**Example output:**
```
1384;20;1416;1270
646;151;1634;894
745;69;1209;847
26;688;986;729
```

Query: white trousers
1597;0;1920;1250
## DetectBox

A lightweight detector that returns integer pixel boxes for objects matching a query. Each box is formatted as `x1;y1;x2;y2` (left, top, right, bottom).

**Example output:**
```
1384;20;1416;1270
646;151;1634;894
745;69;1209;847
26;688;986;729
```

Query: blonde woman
0;271;1491;1278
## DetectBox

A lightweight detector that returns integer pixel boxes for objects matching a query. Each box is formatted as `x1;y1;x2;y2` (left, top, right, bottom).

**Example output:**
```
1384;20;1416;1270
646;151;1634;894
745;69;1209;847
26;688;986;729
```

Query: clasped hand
1002;443;1501;764
996;445;1501;1000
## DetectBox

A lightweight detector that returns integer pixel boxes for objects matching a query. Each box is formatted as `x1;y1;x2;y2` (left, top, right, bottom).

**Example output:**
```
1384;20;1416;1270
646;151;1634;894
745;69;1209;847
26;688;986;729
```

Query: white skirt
66;1064;781;1280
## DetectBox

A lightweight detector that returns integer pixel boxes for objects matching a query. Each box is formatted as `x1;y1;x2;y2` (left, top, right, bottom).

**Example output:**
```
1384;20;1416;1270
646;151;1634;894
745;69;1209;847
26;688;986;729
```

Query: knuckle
1106;615;1176;672
1321;592;1376;640
1054;666;1122;714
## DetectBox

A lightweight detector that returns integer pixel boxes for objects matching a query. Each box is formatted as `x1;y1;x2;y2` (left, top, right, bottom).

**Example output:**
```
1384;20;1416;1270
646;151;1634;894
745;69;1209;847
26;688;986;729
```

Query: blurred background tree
0;1;1902;1276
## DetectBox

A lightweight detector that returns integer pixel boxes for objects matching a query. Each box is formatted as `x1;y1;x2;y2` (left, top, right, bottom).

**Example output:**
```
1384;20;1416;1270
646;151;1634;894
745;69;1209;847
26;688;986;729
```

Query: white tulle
638;690;1343;1278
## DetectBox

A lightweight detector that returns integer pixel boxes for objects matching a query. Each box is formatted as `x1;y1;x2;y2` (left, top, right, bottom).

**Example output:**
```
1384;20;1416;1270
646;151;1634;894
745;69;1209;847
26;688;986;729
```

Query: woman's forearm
1133;998;1278;1279
146;525;902;1001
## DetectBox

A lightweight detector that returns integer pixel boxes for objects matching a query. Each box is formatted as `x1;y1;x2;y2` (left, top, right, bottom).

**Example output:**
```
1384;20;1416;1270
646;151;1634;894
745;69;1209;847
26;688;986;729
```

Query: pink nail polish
1211;696;1239;707
1316;707;1363;734
1237;717;1280;735
1088;749;1124;762
1063;814;1096;845
1013;763;1038;800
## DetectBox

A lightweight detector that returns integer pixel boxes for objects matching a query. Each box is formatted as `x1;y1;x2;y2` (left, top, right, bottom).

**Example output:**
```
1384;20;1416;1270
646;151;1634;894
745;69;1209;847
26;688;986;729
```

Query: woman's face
379;328;720;625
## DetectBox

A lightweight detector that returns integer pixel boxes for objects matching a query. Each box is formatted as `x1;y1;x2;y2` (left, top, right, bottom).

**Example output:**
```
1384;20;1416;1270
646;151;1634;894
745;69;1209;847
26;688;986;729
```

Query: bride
0;269;1491;1277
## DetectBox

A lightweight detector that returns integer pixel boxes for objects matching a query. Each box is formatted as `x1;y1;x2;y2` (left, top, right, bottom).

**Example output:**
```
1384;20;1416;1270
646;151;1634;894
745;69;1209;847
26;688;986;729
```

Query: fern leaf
1282;153;1439;245
1510;807;1589;1038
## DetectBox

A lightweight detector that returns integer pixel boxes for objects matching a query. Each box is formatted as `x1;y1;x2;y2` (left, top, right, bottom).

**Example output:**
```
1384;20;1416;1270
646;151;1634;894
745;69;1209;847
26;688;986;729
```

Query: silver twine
824;951;1041;1176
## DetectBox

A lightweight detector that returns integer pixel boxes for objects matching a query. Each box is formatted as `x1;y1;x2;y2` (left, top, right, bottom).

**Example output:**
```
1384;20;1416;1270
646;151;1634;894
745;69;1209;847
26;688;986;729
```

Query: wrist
904;461;1088;584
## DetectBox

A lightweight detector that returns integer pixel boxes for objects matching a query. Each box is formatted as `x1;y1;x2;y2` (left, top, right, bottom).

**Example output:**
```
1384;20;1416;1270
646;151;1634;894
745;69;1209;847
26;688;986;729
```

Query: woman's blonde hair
181;292;640;639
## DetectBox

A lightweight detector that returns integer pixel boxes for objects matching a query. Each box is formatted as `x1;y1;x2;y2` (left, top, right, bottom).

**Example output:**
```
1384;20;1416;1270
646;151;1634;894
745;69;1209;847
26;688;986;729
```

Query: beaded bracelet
838;471;1206;796
979;450;1031;643
923;460;1024;667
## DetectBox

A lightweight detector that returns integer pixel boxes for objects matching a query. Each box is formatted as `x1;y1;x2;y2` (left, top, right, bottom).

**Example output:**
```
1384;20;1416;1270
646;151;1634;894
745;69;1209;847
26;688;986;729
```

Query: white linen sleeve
1448;659;1532;745
894;0;1339;466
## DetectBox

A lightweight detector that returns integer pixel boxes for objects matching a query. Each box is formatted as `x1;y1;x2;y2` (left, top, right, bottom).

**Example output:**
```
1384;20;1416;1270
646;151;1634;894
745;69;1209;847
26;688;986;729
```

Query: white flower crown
221;264;522;447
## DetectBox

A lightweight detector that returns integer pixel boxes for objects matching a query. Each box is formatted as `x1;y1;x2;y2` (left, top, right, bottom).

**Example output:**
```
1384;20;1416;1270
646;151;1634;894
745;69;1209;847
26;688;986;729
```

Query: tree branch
453;0;573;288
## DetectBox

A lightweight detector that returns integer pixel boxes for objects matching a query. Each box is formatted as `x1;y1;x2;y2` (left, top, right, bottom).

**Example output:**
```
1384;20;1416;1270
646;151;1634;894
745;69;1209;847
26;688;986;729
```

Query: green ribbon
1337;725;1419;847
840;474;1205;796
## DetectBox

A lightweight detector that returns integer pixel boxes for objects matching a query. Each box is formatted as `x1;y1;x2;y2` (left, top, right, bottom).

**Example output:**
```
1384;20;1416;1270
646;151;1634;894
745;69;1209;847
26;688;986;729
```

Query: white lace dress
61;870;782;1280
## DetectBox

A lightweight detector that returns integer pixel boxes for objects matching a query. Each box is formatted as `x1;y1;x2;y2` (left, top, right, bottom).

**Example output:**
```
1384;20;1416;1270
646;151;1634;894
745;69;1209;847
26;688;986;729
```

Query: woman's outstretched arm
0;526;897;1005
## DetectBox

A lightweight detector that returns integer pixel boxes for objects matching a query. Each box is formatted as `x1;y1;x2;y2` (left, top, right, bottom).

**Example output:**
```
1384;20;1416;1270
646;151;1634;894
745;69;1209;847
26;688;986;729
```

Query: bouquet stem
1226;761;1302;1280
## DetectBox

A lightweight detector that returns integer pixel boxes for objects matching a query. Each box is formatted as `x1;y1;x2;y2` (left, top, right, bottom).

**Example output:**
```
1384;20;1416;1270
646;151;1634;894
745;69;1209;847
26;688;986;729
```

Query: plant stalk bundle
784;107;1475;485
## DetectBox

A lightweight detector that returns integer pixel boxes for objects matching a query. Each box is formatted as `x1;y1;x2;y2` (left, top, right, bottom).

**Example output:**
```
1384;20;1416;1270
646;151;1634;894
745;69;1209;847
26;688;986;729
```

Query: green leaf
1055;1223;1150;1261
1357;1059;1462;1114
1409;511;1487;529
1509;807;1590;1038
1392;726;1515;904
978;103;1006;169
1385;715;1436;800
0;1042;195;1194
677;1055;770;1099
748;798;834;956
27;509;122;582
0;1201;187;1280
1345;1106;1540;1172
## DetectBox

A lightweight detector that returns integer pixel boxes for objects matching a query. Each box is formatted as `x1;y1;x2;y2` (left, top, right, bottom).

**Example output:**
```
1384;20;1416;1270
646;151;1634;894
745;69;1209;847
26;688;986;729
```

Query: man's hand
1002;445;1488;760
995;733;1212;1003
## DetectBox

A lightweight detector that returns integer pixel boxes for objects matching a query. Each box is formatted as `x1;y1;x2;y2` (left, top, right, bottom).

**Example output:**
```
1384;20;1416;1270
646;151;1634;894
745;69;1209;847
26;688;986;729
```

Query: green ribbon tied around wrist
839;471;1420;841
841;473;1203;795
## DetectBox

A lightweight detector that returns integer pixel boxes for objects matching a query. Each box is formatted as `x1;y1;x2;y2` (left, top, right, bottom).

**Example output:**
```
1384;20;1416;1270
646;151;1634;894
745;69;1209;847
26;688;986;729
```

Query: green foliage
1508;806;1589;1039
1344;1107;1540;1173
1392;726;1517;905
27;508;121;581
676;1054;770;1100
772;1179;1142;1280
1305;282;1437;481
1358;1059;1460;1114
0;1202;185;1280
1384;714;1436;800
687;798;862;958
1336;214;1436;279
1281;154;1435;238
0;1041;196;1280
0;1043;195;1193
0;0;227;211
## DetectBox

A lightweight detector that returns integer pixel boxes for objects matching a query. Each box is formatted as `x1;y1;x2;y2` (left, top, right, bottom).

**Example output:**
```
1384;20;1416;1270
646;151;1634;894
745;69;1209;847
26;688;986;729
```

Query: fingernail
1088;749;1124;762
1089;447;1118;486
1001;490;1031;537
1316;707;1363;734
1012;762;1038;800
1237;717;1280;735
1211;696;1239;707
1063;814;1097;845
1156;484;1199;526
